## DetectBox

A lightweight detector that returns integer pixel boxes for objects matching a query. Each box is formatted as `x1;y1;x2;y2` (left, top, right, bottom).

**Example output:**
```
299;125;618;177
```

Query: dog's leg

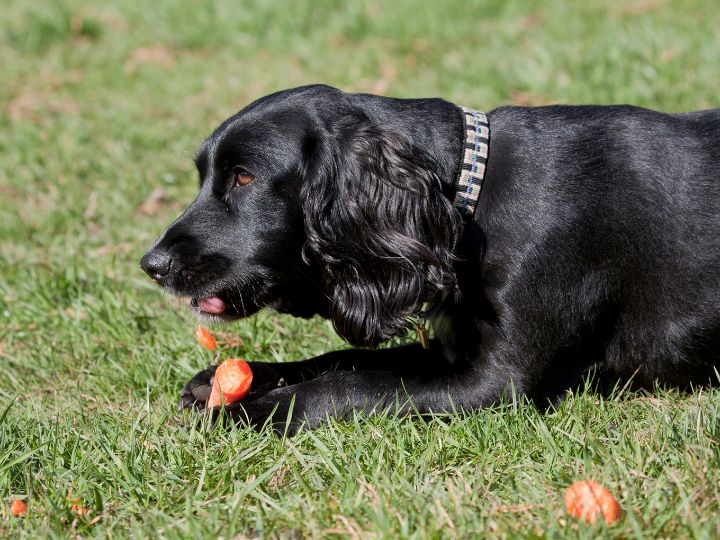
202;345;530;435
178;364;218;411
178;342;439;412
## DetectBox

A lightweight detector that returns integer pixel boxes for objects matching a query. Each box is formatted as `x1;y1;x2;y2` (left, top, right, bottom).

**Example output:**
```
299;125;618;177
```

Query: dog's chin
189;304;243;323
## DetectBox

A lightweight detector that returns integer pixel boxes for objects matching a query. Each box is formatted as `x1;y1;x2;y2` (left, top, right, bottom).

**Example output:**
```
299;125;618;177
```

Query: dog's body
141;85;720;433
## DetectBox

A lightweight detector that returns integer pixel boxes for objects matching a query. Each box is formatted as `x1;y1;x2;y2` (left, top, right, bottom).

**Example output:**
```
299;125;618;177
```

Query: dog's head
141;85;461;347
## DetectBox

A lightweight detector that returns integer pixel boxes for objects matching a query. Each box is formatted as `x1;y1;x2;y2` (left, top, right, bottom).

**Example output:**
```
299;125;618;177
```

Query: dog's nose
140;249;172;283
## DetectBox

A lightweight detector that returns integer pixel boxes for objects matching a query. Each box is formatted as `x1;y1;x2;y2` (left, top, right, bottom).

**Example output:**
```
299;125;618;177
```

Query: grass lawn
2;0;719;537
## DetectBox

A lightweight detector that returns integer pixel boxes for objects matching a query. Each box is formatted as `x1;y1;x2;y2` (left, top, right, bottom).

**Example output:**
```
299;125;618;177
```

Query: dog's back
480;104;720;391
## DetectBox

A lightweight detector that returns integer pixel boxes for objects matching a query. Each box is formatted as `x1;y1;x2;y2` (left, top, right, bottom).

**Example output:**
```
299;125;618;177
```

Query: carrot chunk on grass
196;326;216;351
565;481;621;525
11;499;27;517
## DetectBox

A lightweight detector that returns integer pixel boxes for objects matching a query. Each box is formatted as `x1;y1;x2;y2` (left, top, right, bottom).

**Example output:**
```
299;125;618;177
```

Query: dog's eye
233;167;254;187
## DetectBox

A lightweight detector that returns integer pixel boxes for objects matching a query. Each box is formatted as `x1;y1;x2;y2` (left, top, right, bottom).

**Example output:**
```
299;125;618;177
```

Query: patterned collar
453;106;490;222
417;107;489;349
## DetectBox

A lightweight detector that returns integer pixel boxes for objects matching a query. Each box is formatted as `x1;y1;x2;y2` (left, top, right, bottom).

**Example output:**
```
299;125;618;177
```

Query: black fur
141;85;720;434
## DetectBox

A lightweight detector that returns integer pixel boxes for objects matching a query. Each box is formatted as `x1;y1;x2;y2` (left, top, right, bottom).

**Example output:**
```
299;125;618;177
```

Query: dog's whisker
238;288;247;317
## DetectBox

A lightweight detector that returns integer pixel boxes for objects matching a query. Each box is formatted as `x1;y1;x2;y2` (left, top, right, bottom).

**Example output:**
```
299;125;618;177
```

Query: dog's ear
301;116;461;347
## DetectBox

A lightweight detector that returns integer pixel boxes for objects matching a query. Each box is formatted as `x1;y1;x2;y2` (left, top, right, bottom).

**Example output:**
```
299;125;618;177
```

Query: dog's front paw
179;361;289;413
185;385;304;436
178;364;217;411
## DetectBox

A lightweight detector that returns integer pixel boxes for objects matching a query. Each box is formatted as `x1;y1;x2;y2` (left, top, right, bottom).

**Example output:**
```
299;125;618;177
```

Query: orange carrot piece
196;326;216;351
11;499;27;517
71;503;90;516
207;358;253;407
565;481;621;525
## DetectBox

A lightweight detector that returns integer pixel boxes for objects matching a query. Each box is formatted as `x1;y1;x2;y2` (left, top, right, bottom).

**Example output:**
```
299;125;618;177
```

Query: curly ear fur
301;115;461;347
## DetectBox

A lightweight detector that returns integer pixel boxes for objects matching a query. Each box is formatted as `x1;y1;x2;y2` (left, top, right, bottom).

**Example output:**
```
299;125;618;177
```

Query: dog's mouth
189;290;264;321
190;295;237;321
194;296;227;315
180;269;318;322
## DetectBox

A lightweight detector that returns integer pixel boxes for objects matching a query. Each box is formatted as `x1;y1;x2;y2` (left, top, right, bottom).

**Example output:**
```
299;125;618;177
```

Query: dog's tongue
198;296;226;314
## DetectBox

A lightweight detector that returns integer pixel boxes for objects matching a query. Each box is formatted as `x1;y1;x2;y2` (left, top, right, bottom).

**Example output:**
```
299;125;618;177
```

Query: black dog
141;84;720;433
